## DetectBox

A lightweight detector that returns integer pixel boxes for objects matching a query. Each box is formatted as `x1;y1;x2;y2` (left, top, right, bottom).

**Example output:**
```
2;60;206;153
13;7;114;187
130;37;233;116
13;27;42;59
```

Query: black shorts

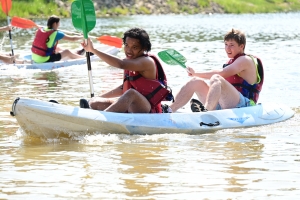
46;53;61;62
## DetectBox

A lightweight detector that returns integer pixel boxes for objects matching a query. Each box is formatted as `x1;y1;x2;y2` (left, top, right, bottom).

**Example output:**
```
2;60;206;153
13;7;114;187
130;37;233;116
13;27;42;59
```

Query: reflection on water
1;13;300;199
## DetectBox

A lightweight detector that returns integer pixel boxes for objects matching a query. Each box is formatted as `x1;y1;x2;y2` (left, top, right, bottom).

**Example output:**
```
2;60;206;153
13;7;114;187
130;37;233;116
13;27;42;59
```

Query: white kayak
10;97;295;138
0;45;119;71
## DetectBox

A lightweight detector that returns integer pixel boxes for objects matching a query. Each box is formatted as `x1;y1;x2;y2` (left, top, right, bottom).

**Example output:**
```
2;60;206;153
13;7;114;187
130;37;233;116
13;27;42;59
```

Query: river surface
1;13;300;199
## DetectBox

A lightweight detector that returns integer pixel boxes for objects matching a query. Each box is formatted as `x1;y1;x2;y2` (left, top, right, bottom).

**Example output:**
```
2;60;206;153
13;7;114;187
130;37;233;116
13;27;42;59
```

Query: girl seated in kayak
31;15;85;63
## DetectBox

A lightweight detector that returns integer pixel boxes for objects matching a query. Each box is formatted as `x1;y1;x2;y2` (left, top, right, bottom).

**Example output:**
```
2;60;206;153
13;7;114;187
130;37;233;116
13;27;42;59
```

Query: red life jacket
224;53;264;103
31;28;56;56
123;54;173;113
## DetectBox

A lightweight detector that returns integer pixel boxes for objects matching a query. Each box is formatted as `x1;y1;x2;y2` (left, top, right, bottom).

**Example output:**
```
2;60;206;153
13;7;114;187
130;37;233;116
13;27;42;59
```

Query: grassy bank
215;0;300;13
0;0;70;18
0;0;300;19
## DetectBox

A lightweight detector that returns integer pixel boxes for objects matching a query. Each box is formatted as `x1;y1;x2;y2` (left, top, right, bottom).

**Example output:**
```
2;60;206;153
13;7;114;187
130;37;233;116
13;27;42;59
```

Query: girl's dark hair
122;28;151;52
224;28;246;49
47;15;60;29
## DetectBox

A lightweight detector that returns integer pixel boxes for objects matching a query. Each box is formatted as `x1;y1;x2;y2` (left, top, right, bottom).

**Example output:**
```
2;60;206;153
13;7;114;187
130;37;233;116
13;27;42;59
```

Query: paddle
1;0;14;59
158;49;189;71
11;16;123;48
10;16;38;29
98;35;122;48
71;0;96;97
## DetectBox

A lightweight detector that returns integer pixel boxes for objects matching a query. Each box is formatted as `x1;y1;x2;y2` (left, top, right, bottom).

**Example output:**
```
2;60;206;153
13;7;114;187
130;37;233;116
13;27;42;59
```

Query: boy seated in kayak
31;15;85;63
80;27;172;113
162;28;264;113
0;25;26;64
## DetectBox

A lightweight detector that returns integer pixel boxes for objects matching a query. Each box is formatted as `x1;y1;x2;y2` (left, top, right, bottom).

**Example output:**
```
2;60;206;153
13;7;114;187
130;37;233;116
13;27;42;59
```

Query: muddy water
1;13;300;199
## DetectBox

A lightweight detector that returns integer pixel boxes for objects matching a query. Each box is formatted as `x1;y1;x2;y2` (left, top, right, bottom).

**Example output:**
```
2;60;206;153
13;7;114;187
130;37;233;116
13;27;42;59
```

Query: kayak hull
10;98;295;138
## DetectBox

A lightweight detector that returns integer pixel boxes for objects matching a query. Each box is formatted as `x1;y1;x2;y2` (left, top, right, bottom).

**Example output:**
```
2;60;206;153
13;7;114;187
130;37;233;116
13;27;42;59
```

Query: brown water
1;14;300;199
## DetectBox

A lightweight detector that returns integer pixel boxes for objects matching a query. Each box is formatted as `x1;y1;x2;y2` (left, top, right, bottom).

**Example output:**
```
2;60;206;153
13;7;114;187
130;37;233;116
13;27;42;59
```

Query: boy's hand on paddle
186;66;195;76
2;25;12;31
7;25;12;31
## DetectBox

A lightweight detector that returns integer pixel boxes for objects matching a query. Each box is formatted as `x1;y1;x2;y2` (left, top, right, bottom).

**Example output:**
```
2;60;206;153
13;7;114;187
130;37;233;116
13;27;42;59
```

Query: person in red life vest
80;27;172;113
162;28;264;113
31;15;85;63
0;25;26;64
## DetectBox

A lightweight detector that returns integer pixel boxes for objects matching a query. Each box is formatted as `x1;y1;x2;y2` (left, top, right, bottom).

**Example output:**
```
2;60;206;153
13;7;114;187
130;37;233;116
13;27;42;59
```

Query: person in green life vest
0;25;26;64
31;15;85;63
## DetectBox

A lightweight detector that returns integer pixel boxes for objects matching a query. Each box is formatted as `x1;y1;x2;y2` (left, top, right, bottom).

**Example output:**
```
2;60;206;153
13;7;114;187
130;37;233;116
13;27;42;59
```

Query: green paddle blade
71;0;96;38
158;49;187;69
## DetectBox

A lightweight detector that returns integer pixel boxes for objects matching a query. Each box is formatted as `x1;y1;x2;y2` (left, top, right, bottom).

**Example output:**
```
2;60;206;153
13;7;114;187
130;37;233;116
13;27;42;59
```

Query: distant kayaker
0;25;26;64
31;15;85;63
80;27;172;113
162;28;264;113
